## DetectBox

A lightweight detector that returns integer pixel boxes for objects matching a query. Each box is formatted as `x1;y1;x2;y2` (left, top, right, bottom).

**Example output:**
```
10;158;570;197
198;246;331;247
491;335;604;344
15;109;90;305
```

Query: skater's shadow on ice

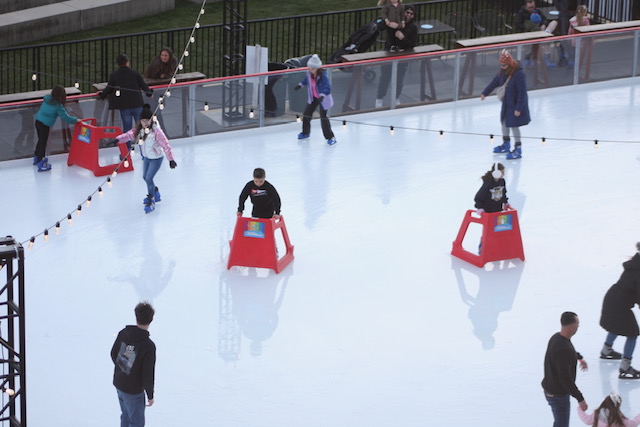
217;267;291;361
452;257;524;350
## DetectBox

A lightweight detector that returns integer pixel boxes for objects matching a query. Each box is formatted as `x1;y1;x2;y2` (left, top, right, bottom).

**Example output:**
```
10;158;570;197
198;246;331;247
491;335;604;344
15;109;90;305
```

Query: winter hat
499;49;515;66
530;11;542;24
140;104;153;120
307;54;322;69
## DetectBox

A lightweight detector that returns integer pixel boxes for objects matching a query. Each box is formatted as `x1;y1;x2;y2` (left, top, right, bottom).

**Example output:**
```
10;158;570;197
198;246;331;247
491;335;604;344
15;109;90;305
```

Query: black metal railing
0;0;632;95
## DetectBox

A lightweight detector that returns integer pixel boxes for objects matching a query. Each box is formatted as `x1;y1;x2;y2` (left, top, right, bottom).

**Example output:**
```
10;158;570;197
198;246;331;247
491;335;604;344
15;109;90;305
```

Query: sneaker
493;140;510;154
394;98;401;107
327;137;337;146
506;147;522;160
36;158;52;172
619;366;640;379
375;98;383;108
389;46;397;52
297;133;310;140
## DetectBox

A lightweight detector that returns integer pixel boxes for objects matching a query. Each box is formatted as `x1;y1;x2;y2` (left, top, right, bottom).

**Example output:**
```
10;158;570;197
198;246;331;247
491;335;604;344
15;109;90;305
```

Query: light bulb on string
171;77;176;84
31;73;37;81
439;130;444;140
98;187;103;197
184;51;190;57
76;205;82;216
166;90;171;97
159;96;164;103
249;109;254;119
178;64;184;71
159;103;165;110
390;126;394;135
115;90;120;97
594;139;599;149
86;196;92;207
190;37;195;43
144;128;150;134
541;137;547;146
200;8;205;14
55;222;61;234
124;159;130;168
43;229;49;242
195;22;200;29
74;81;80;89
67;214;73;225
342;120;346;129
107;177;112;188
28;237;35;250
3;388;15;397
130;145;135;152
112;169;118;178
138;138;144;145
204;102;209;111
296;114;301;123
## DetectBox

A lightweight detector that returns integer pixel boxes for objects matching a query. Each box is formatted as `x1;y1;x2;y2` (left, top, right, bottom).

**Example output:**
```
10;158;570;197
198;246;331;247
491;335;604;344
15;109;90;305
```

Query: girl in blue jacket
480;50;531;160
294;54;336;146
34;85;80;172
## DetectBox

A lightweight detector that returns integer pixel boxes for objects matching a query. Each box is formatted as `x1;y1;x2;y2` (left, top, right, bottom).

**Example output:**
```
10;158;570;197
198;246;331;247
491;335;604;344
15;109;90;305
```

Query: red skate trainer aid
451;209;525;268
67;118;133;177
227;216;294;273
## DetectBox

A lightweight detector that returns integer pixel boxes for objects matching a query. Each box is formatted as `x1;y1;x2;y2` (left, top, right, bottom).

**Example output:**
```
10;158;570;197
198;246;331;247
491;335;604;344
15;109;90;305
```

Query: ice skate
36;158;52;172
493;140;510;154
506;147;522;160
327;137;337;146
297;133;309;140
154;187;161;203
143;195;155;214
619;358;640;379
600;344;622;360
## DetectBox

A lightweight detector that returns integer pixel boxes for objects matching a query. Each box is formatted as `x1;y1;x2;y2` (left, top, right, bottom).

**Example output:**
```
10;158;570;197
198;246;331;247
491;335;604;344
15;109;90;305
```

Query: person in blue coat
294;54;336;146
480;49;531;160
34;85;81;172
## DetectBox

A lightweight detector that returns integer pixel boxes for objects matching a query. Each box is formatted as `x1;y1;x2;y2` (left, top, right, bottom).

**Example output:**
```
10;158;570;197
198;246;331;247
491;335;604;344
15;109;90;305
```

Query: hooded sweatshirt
111;325;156;399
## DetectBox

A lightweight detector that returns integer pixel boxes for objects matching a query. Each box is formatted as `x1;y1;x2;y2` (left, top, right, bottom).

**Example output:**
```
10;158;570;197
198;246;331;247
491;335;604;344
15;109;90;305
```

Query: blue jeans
142;156;163;197
544;392;570;427
119;107;142;150
117;389;145;427
606;332;637;359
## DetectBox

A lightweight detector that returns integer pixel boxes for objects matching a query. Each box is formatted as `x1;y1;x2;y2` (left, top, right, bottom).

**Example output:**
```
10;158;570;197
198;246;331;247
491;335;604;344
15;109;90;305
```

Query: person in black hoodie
599;243;640;379
474;162;511;215
111;302;156;426
99;54;153;150
237;168;282;219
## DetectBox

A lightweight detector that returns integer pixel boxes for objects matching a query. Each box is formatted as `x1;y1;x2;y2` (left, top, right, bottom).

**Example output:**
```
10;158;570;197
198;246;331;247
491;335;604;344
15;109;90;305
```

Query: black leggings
34;119;50;161
302;98;334;139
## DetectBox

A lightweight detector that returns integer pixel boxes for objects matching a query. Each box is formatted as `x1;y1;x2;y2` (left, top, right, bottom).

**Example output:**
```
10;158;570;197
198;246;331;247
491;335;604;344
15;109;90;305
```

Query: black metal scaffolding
222;0;248;120
0;237;26;427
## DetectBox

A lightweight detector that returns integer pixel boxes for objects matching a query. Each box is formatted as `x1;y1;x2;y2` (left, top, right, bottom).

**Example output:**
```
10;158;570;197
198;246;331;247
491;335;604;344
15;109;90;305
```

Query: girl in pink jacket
578;393;640;426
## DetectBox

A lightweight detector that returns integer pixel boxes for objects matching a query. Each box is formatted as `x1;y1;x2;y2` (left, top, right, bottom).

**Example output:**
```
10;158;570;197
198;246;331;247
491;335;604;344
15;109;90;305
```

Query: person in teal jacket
34;85;80;172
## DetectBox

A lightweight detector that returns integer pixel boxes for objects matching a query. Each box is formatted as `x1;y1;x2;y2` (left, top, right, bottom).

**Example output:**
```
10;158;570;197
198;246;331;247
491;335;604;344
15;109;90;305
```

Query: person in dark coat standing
599;243;640;379
99;54;153;150
480;49;531;160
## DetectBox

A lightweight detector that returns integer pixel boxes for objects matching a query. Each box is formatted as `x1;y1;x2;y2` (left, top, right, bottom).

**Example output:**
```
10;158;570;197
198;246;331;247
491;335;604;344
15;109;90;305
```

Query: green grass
34;0;378;44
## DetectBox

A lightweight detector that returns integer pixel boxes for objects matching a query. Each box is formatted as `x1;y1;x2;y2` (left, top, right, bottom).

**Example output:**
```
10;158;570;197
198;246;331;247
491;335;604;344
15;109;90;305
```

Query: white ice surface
2;78;640;426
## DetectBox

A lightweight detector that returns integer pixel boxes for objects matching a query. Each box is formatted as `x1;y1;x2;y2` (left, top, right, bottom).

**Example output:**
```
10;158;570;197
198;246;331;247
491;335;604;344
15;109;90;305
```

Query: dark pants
544;392;570;427
34;119;50;161
376;62;410;99
302;98;334;139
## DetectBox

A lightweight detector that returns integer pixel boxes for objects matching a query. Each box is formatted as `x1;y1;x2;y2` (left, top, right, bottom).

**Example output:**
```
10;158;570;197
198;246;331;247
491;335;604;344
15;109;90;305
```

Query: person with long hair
144;47;178;80
578;392;640;427
480;49;531;160
113;104;177;214
33;85;81;172
294;54;336;146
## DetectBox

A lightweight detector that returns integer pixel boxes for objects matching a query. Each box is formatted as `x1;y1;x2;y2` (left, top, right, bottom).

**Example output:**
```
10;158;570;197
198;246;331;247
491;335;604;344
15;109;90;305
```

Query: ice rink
3;77;640;426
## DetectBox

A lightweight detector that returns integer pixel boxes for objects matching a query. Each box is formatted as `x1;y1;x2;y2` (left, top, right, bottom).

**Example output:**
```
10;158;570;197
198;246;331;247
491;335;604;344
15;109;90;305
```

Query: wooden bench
340;44;444;111
573;20;640;33
0;86;81;104
456;31;554;95
92;71;207;92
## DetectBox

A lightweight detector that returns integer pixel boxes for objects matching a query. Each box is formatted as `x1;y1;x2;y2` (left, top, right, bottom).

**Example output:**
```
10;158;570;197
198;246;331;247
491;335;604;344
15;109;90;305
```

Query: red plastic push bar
451;209;525;268
227;216;294;273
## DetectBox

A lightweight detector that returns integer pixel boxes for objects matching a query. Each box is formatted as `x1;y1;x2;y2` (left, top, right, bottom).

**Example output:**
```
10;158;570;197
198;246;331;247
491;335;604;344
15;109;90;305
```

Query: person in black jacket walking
99;54;153;150
237;168;281;219
111;302;156;427
599;243;640;379
542;311;588;427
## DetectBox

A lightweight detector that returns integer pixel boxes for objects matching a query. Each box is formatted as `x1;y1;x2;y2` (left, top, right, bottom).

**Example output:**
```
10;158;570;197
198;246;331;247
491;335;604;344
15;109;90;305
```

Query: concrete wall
0;0;65;15
0;0;174;48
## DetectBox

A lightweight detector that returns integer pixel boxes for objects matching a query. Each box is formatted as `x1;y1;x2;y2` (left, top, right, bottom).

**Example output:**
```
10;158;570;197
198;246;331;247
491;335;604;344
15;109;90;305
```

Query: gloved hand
294;85;301;91
503;203;513;210
476;208;485;215
169;160;177;169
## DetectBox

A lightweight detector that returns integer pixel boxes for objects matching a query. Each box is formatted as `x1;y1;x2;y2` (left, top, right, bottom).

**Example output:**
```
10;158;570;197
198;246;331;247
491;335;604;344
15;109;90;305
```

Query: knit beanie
307;54;322;69
140;104;153;120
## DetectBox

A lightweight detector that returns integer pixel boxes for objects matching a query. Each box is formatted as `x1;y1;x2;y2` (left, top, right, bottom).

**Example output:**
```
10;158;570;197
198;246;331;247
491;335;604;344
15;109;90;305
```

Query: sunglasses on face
405;11;414;15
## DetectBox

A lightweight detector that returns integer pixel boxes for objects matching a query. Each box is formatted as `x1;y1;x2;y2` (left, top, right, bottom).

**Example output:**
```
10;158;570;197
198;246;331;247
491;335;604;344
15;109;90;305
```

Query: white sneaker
394;98;401;106
375;98;383;108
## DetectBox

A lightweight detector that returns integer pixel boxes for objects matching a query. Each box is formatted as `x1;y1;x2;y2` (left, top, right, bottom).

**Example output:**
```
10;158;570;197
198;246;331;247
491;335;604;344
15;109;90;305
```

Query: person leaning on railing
144;47;178;80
